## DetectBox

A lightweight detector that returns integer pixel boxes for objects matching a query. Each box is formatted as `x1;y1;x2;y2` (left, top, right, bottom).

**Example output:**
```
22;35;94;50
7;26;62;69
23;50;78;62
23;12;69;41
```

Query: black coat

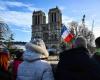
93;52;100;64
55;47;100;80
0;66;11;80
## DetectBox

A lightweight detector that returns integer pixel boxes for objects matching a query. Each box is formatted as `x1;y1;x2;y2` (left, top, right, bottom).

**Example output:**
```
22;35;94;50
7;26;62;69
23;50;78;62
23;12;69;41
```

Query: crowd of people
0;36;100;80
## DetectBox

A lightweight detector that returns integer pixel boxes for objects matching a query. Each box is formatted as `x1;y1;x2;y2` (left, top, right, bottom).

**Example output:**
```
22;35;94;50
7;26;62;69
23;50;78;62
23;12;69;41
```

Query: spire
56;6;58;9
82;14;85;24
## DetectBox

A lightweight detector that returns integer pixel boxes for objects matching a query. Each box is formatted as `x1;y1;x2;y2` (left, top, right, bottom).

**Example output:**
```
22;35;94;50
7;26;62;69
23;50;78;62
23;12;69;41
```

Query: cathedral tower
32;11;46;39
48;6;62;28
48;6;62;50
32;11;46;25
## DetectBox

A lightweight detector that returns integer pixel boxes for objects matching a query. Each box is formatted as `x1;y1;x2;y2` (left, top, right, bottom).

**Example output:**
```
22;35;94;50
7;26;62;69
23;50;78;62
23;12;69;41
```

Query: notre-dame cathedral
31;7;62;51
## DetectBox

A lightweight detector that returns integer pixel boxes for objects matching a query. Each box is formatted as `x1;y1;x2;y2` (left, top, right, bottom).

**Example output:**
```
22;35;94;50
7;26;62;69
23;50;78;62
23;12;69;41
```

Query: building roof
49;6;61;13
33;10;45;15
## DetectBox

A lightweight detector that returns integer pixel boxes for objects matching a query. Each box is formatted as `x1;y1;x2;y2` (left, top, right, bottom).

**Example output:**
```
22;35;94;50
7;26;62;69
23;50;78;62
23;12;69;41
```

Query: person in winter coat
11;50;23;80
0;46;11;80
16;38;54;80
93;36;100;63
55;36;100;80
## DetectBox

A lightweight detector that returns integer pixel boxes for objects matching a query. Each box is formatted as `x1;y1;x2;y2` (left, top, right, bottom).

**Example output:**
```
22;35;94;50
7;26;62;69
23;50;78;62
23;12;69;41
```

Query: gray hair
74;36;87;48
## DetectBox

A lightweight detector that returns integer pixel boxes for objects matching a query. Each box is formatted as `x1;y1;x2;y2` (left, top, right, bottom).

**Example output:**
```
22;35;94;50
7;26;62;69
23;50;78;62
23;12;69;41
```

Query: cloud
93;27;100;38
6;1;42;11
0;1;44;33
62;15;74;25
0;0;44;33
0;6;8;11
0;10;32;32
5;1;30;7
59;6;66;11
0;1;9;11
0;1;42;12
27;6;42;12
12;27;31;33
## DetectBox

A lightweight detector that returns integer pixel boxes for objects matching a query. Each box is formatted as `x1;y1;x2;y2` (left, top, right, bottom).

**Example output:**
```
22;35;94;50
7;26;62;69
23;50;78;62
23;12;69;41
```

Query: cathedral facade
31;7;62;52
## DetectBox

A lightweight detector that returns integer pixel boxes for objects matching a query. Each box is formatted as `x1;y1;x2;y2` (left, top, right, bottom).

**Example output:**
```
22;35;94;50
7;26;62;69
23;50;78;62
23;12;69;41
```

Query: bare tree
0;21;12;41
0;19;14;48
78;24;95;45
69;21;95;47
69;21;78;37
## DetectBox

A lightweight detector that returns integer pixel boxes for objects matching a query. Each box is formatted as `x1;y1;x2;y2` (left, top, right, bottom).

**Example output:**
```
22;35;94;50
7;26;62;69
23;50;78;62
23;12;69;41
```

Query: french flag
61;25;74;43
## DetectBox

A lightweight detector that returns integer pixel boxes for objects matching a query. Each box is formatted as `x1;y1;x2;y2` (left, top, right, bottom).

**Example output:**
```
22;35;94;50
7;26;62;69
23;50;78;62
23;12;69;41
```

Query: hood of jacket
23;49;41;62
